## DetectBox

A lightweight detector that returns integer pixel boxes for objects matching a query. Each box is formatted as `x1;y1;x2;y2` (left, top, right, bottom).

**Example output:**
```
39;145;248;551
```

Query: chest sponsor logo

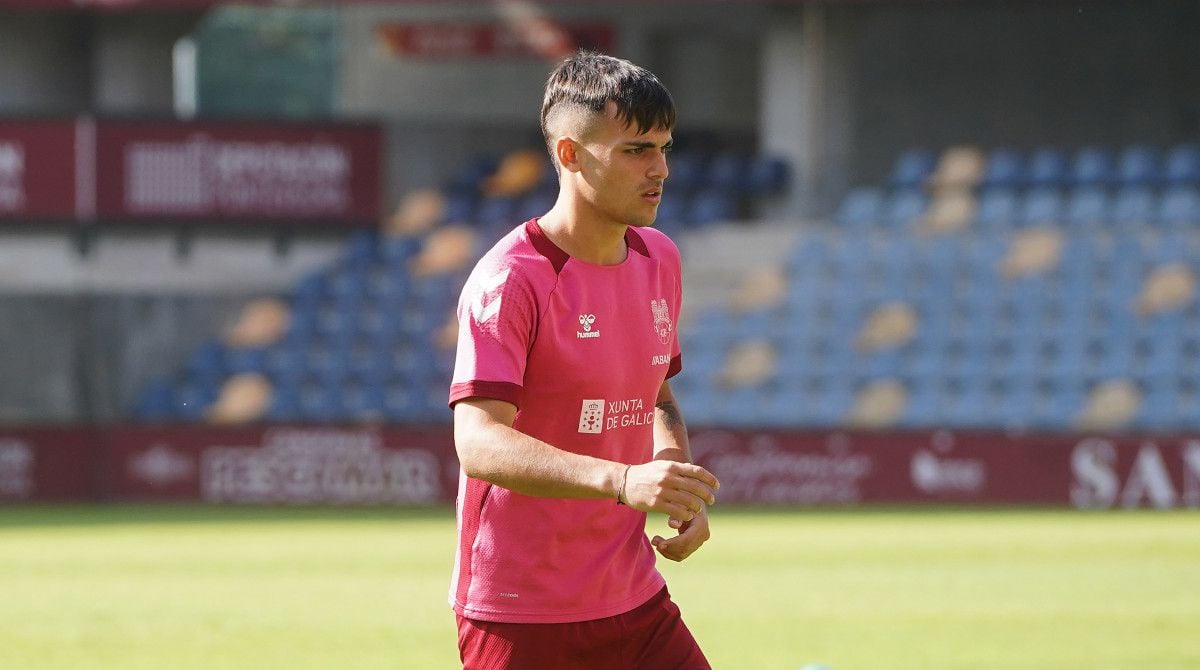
576;398;654;434
470;268;510;324
650;298;672;345
577;313;600;339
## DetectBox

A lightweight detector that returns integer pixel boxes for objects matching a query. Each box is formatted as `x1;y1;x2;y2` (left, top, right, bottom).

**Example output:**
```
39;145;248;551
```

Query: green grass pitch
1;505;1197;669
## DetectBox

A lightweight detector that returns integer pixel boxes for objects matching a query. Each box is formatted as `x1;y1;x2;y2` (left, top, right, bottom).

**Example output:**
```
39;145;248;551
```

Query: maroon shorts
456;587;710;669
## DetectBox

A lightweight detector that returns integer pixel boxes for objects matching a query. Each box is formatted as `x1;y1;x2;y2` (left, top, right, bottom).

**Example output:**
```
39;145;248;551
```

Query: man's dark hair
540;51;676;164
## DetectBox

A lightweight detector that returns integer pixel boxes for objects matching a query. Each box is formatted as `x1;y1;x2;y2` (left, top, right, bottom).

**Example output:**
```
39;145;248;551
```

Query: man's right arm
454;397;718;524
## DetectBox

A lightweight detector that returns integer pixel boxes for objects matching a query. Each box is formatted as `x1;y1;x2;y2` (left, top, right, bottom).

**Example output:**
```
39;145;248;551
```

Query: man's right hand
620;460;719;527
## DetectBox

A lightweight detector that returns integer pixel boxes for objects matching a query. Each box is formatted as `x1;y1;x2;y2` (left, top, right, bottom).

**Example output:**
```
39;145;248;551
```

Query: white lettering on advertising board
700;433;874;504
1070;438;1200;509
0;439;33;499
201;428;440;504
125;135;351;217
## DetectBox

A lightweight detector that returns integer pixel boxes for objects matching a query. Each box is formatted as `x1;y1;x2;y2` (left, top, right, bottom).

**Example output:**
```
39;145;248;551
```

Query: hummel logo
576;314;600;339
470;268;510;324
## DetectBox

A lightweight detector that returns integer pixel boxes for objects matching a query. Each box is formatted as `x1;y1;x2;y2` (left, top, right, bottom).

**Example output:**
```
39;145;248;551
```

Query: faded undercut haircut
540;51;676;169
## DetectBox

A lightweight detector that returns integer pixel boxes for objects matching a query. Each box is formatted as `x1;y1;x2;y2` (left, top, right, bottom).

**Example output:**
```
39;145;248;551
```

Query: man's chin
626;212;658;228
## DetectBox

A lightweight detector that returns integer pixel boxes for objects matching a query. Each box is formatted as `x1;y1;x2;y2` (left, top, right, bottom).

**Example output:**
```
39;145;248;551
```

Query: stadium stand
670;143;1200;432
135;142;1200;432
132;148;790;424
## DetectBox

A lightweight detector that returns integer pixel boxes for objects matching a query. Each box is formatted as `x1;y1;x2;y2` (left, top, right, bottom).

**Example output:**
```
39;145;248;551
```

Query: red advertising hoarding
94;120;382;223
0;428;99;502
5;426;1199;509
0;120;79;219
0;118;381;225
377;22;615;59
104;425;458;504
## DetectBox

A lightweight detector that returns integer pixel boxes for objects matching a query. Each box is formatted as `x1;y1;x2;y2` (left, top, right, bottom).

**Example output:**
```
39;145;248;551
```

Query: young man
448;51;719;669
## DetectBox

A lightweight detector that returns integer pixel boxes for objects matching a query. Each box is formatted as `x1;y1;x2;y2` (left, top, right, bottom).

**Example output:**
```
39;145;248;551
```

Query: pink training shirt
447;218;683;624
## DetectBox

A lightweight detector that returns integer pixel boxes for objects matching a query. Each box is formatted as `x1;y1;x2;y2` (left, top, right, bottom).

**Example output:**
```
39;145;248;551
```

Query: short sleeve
448;263;538;409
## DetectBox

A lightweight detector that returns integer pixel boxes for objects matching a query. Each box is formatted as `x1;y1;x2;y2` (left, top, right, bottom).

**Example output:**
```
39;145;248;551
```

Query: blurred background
1;0;1198;508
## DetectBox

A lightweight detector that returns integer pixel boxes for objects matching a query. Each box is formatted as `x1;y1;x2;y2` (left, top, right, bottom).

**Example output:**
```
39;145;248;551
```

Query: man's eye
629;147;644;154
662;146;673;154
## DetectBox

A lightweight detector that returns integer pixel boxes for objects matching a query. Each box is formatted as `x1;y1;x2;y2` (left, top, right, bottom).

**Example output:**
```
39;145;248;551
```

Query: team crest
650;298;672;345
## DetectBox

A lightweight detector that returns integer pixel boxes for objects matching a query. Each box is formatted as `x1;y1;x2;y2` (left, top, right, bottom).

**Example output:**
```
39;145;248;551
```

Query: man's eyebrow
623;140;674;149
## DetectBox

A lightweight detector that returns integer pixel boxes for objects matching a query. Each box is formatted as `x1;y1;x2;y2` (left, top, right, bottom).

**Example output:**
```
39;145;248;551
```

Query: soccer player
447;51;720;669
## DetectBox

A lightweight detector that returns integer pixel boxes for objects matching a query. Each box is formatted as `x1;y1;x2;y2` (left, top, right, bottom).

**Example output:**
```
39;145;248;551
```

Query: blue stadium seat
1111;187;1157;226
266;384;302;422
516;190;556;223
899;380;937;428
133;380;176;421
342;380;386;421
975;188;1019;229
704;153;750;193
1064;187;1110;227
888;149;935;189
884;190;926;228
224;346;268;376
367;265;412;304
326;266;369;307
298;382;342;422
1116;145;1160;186
666;153;705;193
654;192;687;229
746;156;790;195
1018;188;1065;226
686;192;737;225
379;235;421;266
265;343;306;386
1164;143;1200;185
1070;146;1114;187
447;155;497;194
1025;148;1069;187
835;188;884;228
982;149;1023;189
304;342;352;385
291;271;326;312
173;380;218;422
476;197;518;228
1134;383;1178;431
443;191;476;224
343;230;377;267
185;341;227;388
1158;186;1200;227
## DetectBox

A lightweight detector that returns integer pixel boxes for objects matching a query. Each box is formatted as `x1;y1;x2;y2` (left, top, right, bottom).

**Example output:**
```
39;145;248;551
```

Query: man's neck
538;199;628;266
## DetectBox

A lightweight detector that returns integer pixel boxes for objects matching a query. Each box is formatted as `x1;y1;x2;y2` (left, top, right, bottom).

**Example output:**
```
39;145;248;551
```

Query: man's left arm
650;379;717;562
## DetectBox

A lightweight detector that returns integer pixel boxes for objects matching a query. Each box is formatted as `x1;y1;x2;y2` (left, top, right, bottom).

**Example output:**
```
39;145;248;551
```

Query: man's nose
648;151;668;182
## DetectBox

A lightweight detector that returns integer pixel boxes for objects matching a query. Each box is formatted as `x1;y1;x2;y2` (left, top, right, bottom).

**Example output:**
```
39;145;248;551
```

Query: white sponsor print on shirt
470;268;510;324
576;398;655;434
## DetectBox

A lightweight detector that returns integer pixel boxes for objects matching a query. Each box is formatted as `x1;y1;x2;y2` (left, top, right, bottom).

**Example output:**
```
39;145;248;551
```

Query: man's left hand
651;506;710;562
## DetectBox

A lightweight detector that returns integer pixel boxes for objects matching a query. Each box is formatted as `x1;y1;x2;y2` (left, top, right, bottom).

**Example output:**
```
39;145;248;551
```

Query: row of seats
673;218;1200;431
889;144;1200;190
441;149;788;234
838;185;1200;230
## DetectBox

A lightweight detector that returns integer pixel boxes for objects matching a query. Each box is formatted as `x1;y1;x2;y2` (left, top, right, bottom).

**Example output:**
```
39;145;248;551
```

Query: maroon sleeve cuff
666;354;682;380
448;380;523;409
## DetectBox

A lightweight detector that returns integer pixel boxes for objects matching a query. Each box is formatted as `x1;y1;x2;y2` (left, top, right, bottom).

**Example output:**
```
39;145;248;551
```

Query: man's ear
556;137;582;173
